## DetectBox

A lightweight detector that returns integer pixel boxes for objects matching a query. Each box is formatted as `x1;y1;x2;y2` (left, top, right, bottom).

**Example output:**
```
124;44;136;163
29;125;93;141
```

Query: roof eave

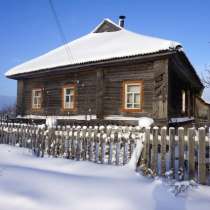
178;51;204;89
7;50;177;80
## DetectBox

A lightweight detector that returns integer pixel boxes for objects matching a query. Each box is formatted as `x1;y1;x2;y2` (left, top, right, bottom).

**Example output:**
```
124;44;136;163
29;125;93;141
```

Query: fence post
115;132;120;165
65;126;70;159
71;128;76;159
188;128;195;180
160;127;167;176
123;136;128;165
142;127;150;168
59;126;65;157
76;128;81;161
178;127;184;180
198;127;206;184
101;133;106;164
89;130;94;161
81;126;87;160
95;133;99;163
108;136;113;164
151;127;158;175
40;127;45;157
169;127;175;178
20;124;24;147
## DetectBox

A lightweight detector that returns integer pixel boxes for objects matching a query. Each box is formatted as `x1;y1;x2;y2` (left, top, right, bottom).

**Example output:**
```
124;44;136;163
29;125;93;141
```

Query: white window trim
32;89;42;109
63;86;75;110
124;82;142;110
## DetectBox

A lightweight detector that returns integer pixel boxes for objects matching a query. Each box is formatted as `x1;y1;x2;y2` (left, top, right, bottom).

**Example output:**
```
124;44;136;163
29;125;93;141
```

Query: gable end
93;19;122;33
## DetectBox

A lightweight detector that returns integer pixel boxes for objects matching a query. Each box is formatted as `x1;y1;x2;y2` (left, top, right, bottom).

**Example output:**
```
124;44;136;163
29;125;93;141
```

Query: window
182;90;186;113
32;89;42;109
63;85;76;110
122;81;143;112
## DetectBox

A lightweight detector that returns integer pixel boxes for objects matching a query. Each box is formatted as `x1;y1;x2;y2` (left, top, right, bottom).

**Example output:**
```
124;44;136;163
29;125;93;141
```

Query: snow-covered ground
0;145;210;210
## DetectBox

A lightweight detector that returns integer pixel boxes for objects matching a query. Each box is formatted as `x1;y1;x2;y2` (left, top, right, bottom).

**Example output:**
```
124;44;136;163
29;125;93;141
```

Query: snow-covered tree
202;64;210;87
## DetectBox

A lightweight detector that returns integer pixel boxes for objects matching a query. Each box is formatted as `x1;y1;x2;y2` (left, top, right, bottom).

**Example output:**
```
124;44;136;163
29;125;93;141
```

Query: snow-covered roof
5;18;181;77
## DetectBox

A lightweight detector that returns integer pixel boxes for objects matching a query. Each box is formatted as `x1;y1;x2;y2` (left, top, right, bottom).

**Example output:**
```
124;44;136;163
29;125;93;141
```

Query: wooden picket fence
0;122;142;165
140;127;210;185
1;122;210;185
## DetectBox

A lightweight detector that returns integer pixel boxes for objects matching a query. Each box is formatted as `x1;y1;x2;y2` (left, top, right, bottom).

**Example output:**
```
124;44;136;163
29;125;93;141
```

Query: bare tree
202;64;210;88
0;103;16;116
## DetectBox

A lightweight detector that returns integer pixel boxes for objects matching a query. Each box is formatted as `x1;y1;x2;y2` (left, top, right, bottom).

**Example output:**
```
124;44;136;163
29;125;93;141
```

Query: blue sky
0;0;210;100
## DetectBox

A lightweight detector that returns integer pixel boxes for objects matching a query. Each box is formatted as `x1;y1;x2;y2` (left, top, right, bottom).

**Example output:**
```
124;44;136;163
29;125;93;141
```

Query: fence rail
139;126;210;185
0;122;142;166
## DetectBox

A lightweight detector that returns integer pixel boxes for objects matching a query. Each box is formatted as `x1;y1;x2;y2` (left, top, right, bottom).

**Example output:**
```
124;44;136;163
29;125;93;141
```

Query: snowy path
0;145;210;210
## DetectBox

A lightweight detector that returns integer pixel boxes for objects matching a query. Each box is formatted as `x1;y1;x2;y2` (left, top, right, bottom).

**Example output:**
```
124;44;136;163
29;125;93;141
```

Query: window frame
32;88;42;110
122;80;143;112
62;84;76;111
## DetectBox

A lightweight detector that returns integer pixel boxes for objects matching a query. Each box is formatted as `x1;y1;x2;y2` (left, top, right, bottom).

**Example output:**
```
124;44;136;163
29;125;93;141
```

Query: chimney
119;15;126;28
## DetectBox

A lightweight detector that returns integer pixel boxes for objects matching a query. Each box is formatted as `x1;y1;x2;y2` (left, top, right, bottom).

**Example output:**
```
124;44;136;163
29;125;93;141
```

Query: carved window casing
32;89;42;109
62;85;76;111
122;81;143;112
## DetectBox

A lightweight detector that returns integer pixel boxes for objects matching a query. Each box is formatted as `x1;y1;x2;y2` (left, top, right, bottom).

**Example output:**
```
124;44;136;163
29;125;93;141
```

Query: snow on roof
5;19;181;77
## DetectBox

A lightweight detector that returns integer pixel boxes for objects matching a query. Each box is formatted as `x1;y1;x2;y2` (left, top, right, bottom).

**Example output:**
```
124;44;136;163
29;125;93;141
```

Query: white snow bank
0;144;210;210
138;117;154;127
127;137;144;170
18;114;97;120
170;117;194;123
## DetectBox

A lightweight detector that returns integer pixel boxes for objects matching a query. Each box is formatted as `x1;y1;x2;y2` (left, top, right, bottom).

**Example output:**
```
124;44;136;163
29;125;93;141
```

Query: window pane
70;95;74;102
134;104;140;108
35;90;41;96
70;89;74;96
70;102;73;109
134;93;140;104
127;93;133;104
127;85;139;93
37;91;41;96
66;96;70;102
37;98;41;105
127;103;133;108
66;89;71;95
34;98;37;105
65;102;69;109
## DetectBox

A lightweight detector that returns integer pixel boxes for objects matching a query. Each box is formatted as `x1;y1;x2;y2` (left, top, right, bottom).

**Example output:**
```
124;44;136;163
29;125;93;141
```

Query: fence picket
198;128;206;184
142;128;150;168
151;127;158;175
169;127;175;178
188;128;195;180
115;132;120;165
1;122;210;185
160;127;167;176
108;138;113;165
101;134;106;164
178;127;185;180
123;138;128;165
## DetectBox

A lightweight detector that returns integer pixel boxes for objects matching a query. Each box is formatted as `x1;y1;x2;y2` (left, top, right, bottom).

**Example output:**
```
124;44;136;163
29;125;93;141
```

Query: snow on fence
139;127;210;185
1;122;210;185
0;122;142;166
